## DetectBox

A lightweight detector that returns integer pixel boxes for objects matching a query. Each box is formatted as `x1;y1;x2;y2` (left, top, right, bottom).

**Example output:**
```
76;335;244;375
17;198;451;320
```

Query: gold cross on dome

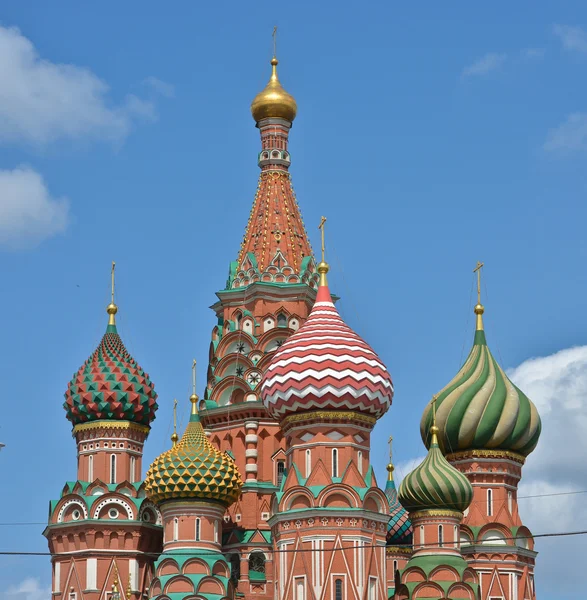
111;261;116;304
272;26;277;57
388;435;393;463
473;261;484;304
318;216;327;263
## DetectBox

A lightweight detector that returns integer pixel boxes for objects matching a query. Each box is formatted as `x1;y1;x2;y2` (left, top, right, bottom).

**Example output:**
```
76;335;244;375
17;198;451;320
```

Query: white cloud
0;166;69;249
462;52;507;77
543;112;587;153
522;47;545;59
553;24;587;55
144;76;175;98
1;578;51;600
0;24;155;145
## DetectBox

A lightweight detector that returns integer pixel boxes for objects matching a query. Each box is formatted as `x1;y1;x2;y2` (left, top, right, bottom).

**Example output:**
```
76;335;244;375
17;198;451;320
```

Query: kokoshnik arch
45;42;542;600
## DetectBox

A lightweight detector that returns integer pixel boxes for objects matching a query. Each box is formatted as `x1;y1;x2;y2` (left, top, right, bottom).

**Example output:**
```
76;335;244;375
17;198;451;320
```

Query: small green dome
398;428;473;513
420;314;541;458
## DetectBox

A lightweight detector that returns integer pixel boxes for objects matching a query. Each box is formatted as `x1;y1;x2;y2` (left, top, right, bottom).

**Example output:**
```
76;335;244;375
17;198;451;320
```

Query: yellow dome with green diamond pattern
145;395;242;506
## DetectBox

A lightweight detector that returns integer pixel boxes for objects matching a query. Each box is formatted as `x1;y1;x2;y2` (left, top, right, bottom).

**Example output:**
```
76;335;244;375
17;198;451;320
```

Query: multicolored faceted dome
385;464;413;546
64;305;158;426
145;397;242;506
261;266;393;420
398;426;473;514
420;303;541;457
251;58;298;123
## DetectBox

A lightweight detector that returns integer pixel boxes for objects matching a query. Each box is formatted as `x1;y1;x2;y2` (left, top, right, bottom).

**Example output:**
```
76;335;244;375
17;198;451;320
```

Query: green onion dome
145;396;242;506
64;304;158;426
398;426;473;513
420;304;541;458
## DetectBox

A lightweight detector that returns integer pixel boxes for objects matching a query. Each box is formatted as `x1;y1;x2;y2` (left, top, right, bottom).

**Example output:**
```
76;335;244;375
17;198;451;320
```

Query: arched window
88;455;94;481
130;456;136;483
335;578;343;600
420;524;425;548
277;461;286;486
487;489;493;516
332;449;339;478
214;520;219;543
249;552;266;582
277;313;287;327
305;449;311;478
173;517;179;541
438;524;444;547
230;554;240;584
110;454;116;484
508;490;513;513
454;525;458;547
357;451;363;474
195;518;201;541
393;560;398;574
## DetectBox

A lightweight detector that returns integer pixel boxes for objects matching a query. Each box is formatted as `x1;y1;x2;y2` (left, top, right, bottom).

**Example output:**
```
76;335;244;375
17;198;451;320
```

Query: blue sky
1;1;587;598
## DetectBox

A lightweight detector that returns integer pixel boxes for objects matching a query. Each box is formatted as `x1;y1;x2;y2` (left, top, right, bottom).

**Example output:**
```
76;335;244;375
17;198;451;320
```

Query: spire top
106;261;118;330
272;25;277;59
190;360;199;419
171;399;178;447
473;261;485;331
317;216;329;287
386;435;395;481
430;394;440;444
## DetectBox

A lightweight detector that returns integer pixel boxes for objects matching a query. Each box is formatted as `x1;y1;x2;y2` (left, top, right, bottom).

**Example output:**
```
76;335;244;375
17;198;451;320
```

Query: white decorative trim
57;499;88;523
92;497;134;520
245;434;258;444
245;449;258;458
245;465;258;473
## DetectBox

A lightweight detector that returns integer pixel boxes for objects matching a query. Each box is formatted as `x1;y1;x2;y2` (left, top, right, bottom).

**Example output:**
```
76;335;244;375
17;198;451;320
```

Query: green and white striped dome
398;426;473;513
420;305;541;458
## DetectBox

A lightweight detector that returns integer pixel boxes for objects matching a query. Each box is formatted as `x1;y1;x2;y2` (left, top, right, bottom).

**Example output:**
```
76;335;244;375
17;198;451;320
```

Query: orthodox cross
173;398;177;436
473;261;484;304
318;216;327;263
431;394;439;427
192;359;197;396
272;26;277;57
388;435;393;464
111;261;116;304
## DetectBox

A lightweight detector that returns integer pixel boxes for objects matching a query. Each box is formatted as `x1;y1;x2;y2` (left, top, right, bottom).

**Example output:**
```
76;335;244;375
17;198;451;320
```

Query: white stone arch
92;496;135;520
57;499;88;522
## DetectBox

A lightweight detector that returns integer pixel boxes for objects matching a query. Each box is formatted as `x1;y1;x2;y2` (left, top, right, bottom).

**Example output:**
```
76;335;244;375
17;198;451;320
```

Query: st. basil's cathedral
44;49;543;600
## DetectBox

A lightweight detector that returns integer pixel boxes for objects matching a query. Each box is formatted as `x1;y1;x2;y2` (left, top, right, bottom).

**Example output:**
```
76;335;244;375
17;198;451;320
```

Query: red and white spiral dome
261;270;393;420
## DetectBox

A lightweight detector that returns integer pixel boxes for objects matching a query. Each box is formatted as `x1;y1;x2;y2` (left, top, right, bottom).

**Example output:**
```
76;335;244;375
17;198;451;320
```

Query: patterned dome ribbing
145;400;242;506
261;273;393;420
398;427;473;513
64;312;158;427
420;306;541;458
385;467;413;545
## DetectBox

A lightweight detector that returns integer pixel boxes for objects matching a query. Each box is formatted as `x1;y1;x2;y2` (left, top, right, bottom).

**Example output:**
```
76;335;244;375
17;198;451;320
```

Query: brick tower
261;252;394;600
44;265;162;600
199;53;319;598
420;266;542;600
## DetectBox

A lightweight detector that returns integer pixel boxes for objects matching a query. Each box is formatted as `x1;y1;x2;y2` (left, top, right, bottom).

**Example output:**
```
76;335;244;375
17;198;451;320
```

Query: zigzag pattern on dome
261;282;393;420
64;327;158;426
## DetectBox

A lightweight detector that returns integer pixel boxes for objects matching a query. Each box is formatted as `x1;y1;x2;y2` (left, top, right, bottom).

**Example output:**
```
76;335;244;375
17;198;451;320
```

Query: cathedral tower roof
384;437;413;545
420;265;541;458
251;57;297;123
261;223;393;420
145;395;242;506
399;420;473;514
63;263;158;427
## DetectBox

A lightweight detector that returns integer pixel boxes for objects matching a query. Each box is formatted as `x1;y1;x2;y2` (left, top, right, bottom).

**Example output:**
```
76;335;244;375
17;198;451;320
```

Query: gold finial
171;399;178;446
190;359;199;413
430;394;440;441
473;261;485;331
126;571;132;600
107;261;118;326
112;563;120;598
386;435;394;480
272;25;277;58
317;216;329;286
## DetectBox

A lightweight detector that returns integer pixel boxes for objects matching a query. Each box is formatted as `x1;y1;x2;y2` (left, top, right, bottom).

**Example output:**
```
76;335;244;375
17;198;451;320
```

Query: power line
1;529;587;559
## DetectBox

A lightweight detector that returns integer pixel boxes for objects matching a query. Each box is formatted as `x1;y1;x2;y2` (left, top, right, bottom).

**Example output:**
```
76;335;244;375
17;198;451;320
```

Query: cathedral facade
45;52;542;600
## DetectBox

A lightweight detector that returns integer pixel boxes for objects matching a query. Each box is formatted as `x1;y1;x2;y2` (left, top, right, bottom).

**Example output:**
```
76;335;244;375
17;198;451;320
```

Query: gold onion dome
251;58;297;123
420;302;541;458
398;425;473;514
145;396;242;506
